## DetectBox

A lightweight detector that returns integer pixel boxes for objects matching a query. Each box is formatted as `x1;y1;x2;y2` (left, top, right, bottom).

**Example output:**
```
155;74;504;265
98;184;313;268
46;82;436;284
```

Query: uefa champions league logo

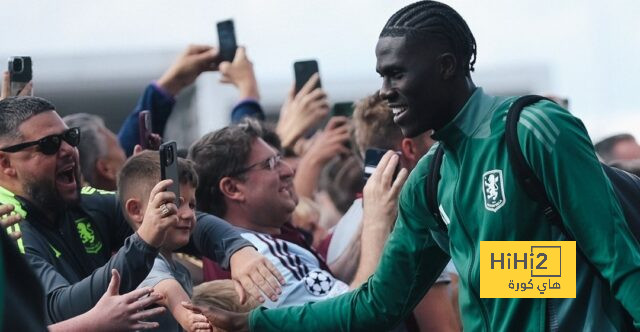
303;270;335;296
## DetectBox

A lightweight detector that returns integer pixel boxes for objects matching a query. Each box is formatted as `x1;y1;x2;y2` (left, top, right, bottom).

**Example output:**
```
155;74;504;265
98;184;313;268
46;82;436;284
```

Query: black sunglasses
0;127;81;155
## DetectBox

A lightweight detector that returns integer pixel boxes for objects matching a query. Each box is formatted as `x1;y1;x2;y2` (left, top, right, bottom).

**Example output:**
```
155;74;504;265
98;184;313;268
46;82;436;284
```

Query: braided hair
380;1;477;75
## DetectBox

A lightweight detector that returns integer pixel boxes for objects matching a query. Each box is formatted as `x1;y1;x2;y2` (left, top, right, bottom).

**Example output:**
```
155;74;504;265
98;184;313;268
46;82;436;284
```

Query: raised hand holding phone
8;56;33;97
160;141;181;205
294;60;321;94
217;19;237;62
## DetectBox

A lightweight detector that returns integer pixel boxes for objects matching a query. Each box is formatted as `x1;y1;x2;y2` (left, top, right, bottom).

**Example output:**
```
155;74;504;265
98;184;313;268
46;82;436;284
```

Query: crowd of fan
2;5;640;332
0;40;462;331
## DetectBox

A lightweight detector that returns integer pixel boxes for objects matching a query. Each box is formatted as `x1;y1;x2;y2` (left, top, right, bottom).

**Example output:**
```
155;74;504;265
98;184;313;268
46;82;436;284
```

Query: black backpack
426;95;640;241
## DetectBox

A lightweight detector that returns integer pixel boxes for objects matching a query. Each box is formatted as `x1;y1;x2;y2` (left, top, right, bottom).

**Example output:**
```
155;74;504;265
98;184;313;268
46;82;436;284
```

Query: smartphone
363;148;400;181
8;56;32;96
138;111;152;150
217;19;237;62
331;102;354;118
294;60;321;94
160;141;180;205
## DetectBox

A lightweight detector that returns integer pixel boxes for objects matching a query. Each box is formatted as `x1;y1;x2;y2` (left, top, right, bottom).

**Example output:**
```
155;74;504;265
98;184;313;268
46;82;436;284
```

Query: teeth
391;107;407;115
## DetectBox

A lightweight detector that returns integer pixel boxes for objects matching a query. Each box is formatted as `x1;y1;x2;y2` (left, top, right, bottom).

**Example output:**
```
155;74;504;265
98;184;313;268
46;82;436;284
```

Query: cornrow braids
380;1;477;75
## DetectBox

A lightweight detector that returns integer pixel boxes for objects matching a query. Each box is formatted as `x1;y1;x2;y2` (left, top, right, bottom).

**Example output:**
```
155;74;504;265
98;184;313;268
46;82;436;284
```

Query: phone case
160;141;180;205
138;111;152;149
294;60;321;94
217;20;237;62
8;56;32;96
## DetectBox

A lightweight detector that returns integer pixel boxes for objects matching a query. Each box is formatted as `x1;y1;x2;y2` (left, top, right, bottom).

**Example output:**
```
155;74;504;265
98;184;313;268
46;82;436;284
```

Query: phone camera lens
12;59;23;73
166;147;174;164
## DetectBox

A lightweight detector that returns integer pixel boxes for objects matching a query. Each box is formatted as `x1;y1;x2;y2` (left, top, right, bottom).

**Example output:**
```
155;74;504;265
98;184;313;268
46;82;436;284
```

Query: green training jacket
249;88;640;331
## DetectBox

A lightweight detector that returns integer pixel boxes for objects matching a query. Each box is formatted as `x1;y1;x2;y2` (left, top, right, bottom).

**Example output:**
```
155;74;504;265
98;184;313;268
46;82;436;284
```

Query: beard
24;175;81;216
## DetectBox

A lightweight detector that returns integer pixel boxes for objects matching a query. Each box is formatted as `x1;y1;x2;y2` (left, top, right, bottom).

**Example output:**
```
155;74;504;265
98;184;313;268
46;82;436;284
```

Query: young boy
117;151;211;331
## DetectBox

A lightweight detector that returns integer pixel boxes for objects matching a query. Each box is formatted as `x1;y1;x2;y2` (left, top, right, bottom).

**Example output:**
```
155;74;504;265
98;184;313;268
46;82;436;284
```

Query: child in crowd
192;279;260;313
117;151;211;332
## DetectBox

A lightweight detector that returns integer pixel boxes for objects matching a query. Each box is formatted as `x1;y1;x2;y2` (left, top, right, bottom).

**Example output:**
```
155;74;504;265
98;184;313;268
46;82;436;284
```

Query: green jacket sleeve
249;162;450;331
517;100;640;325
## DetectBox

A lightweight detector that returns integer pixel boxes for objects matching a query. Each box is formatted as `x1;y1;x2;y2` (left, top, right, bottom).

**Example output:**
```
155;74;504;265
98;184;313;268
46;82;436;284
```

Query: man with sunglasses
0;96;286;325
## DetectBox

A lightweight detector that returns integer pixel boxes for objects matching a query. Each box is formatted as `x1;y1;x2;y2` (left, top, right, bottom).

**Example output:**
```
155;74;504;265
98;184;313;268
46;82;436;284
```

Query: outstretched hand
229;246;285;304
88;269;166;331
182;302;249;332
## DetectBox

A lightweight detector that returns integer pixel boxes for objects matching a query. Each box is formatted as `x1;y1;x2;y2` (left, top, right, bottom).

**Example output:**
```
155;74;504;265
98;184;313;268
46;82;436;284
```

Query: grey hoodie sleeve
26;233;158;324
184;212;254;269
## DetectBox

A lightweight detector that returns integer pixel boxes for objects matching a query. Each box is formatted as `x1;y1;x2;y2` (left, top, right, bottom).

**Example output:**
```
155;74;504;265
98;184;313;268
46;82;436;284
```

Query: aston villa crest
483;170;506;212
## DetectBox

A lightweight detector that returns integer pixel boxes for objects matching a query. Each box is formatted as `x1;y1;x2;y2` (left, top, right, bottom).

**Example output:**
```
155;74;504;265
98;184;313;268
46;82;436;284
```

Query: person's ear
438;52;457;80
124;198;144;227
95;158;116;181
219;177;245;203
400;138;418;165
0;153;17;177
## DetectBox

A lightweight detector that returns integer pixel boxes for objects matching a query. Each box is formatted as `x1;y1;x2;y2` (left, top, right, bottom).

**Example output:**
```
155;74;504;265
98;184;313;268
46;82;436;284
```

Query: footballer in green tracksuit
249;87;640;331
189;2;640;331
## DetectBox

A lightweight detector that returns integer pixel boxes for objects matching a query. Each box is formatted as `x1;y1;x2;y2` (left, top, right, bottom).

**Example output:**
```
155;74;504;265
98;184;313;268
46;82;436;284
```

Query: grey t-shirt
137;253;193;332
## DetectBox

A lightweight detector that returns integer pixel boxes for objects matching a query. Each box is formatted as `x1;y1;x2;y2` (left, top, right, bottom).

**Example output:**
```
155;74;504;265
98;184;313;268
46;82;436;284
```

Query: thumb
107;269;121;296
219;61;231;74
1;71;10;99
233;279;247;305
287;84;296;101
234;46;247;63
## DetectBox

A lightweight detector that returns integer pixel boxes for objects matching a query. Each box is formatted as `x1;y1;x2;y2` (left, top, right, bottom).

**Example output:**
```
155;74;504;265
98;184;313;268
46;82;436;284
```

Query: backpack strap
504;95;562;225
426;144;448;232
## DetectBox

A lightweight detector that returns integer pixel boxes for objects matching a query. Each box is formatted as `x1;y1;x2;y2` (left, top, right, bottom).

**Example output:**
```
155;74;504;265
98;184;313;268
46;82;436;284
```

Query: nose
178;204;195;224
278;159;295;179
58;139;75;158
378;80;397;102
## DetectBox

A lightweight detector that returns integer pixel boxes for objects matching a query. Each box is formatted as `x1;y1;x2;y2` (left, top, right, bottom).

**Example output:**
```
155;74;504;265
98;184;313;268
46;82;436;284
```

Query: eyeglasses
231;154;282;176
0;127;81;155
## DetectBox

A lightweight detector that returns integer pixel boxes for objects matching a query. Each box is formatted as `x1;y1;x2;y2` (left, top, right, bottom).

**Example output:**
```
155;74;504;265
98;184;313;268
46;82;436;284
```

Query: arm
184;212;253;268
118;84;175;156
186;213;285;303
276;74;330;151
28;233;158;323
518;101;640;324
187;156;451;331
350;151;408;288
293;117;351;198
48;269;165;332
118;45;219;156
153;279;211;332
327;225;361;283
216;46;266;124
248;157;450;331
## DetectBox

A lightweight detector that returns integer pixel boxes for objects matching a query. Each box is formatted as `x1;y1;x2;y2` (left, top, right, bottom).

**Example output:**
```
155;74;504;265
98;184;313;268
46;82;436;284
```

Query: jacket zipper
448;149;491;332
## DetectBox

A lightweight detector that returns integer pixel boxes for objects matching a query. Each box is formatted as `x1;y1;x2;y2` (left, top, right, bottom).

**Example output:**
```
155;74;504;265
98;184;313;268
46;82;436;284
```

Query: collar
432;87;502;148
